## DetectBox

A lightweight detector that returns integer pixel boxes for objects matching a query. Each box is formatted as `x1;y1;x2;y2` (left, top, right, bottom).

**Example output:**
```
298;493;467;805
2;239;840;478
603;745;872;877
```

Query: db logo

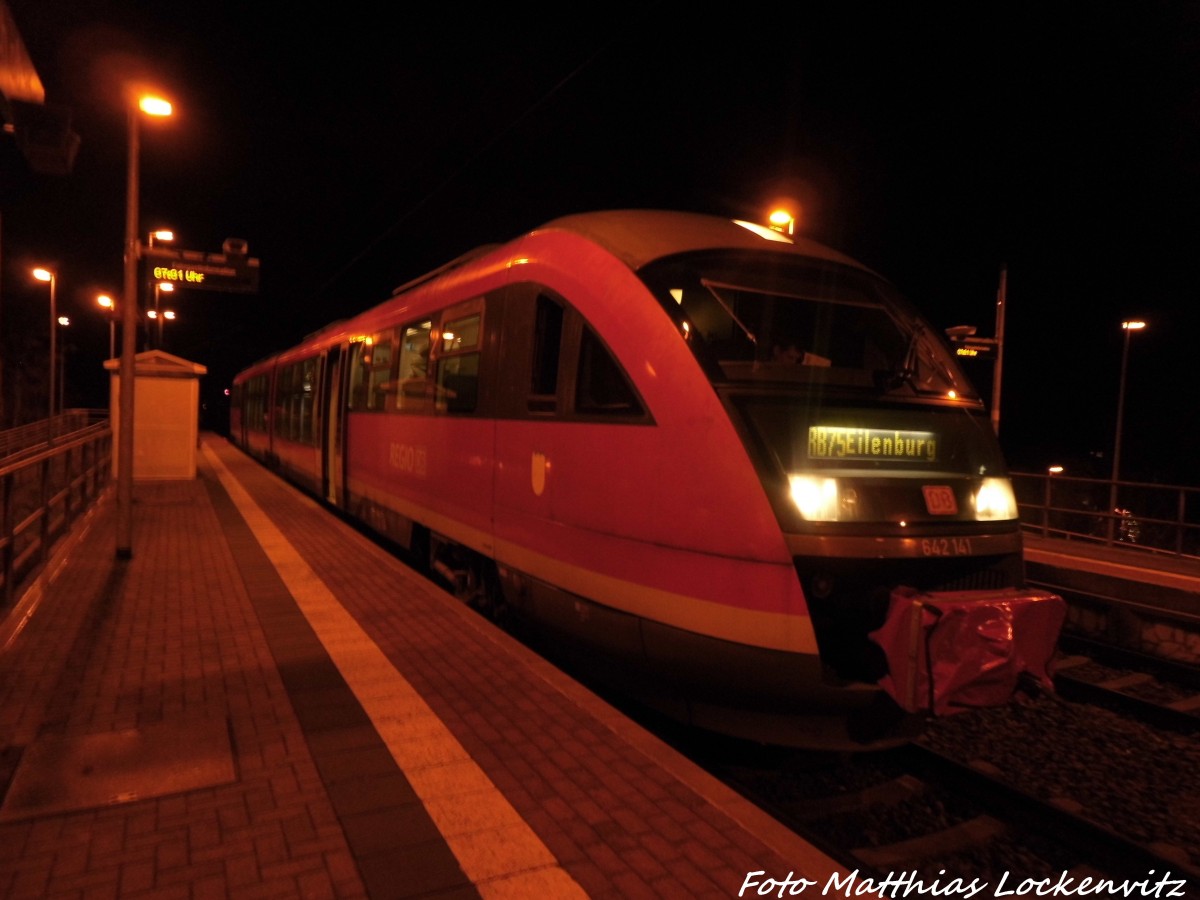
922;485;958;515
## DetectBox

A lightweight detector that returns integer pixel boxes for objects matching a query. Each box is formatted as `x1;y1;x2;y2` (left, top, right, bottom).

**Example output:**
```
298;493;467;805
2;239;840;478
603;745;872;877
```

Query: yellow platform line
202;444;586;899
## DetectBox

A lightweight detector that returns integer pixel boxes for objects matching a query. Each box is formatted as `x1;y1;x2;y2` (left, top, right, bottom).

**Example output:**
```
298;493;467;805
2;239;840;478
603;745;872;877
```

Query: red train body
230;210;1063;747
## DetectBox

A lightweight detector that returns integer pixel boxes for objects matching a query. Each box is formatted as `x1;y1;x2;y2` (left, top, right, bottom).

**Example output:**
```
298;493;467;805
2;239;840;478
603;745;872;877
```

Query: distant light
152;230;174;242
1122;320;1146;331
139;96;173;117
164;310;176;320
1048;465;1064;474
768;209;795;235
32;267;53;282
158;281;175;292
57;316;70;326
97;294;115;310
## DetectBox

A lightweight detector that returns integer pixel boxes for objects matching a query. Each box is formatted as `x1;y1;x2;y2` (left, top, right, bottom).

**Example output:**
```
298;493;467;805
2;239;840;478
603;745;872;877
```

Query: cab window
575;325;642;417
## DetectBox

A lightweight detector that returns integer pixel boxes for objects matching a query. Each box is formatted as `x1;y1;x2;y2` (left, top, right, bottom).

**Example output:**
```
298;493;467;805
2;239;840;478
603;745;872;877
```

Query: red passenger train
230;210;1064;747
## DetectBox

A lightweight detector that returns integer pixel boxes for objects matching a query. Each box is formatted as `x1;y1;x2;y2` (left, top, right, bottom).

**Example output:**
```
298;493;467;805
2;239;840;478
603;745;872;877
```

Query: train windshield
640;250;976;400
640;251;1012;526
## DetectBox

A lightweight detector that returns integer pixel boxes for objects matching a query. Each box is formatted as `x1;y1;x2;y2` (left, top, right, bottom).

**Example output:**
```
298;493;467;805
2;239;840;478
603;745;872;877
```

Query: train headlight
788;475;841;521
974;477;1017;521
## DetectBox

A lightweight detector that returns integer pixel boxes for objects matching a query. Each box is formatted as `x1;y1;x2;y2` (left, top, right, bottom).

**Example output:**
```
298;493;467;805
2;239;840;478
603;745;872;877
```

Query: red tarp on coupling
869;586;1066;715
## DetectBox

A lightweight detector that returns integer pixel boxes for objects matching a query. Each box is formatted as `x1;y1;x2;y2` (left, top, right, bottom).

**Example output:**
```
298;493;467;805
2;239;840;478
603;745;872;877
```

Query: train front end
636;221;1065;737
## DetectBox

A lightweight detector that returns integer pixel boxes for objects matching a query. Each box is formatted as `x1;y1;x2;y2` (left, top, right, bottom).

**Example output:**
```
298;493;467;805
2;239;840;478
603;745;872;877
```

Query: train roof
532;209;876;274
233;210;885;381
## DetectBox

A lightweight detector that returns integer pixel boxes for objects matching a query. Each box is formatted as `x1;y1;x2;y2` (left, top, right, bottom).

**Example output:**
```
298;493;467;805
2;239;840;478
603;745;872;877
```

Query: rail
1011;470;1200;560
0;420;113;608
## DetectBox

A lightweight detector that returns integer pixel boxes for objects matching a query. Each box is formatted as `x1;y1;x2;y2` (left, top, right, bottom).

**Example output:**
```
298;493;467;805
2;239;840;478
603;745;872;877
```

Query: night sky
3;2;1198;486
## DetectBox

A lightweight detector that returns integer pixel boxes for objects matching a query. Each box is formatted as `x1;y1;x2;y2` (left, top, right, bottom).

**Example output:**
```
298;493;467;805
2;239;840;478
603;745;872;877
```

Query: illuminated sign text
142;245;260;294
153;265;210;284
809;426;938;462
953;340;997;359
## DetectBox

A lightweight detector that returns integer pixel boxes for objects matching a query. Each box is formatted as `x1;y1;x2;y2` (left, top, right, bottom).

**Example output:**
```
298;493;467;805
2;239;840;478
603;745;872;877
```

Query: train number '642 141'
921;537;973;556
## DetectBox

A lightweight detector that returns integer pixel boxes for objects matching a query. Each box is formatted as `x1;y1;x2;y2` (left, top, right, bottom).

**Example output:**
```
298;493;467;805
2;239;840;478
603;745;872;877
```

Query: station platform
1023;532;1200;599
0;434;842;899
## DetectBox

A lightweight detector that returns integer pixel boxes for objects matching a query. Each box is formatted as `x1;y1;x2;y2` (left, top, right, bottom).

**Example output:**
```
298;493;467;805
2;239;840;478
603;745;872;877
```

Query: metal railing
0;409;110;461
0;418;113;608
1011;470;1200;560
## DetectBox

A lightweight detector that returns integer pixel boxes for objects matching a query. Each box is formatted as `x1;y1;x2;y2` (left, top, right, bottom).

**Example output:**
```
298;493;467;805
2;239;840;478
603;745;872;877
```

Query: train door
321;345;347;504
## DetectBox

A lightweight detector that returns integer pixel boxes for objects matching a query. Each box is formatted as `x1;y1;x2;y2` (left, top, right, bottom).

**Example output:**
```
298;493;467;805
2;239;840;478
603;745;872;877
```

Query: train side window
529;293;563;413
245;374;269;432
275;356;321;444
348;340;368;409
297;356;318;443
348;331;397;411
436;310;481;413
575;325;643;417
397;319;433;411
281;362;297;438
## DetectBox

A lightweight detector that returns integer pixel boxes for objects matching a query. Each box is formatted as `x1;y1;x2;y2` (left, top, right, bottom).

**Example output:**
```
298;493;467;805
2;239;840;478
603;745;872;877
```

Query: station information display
141;243;260;294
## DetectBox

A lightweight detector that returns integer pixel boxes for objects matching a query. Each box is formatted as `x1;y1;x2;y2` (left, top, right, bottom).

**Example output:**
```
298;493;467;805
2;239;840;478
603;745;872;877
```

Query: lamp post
1107;319;1146;543
147;232;173;350
97;294;117;359
152;281;174;349
32;267;57;426
57;316;70;413
117;92;173;560
1043;465;1063;537
147;307;176;351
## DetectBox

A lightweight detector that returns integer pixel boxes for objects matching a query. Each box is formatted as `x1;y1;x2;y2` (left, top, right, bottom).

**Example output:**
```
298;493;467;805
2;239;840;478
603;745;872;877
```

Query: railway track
695;629;1200;895
709;696;1200;892
1052;638;1200;733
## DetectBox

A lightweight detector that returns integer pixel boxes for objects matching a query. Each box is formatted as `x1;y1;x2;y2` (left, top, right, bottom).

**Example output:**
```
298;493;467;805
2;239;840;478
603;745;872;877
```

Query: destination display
808;425;938;462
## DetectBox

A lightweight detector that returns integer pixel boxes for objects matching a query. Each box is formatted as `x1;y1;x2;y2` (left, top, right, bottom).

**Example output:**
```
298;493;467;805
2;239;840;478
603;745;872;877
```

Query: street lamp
97;294;117;359
152;280;174;348
147;231;174;348
118;91;173;560
57;316;70;414
1107;319;1146;543
1042;465;1064;537
32;267;57;425
147;306;176;351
